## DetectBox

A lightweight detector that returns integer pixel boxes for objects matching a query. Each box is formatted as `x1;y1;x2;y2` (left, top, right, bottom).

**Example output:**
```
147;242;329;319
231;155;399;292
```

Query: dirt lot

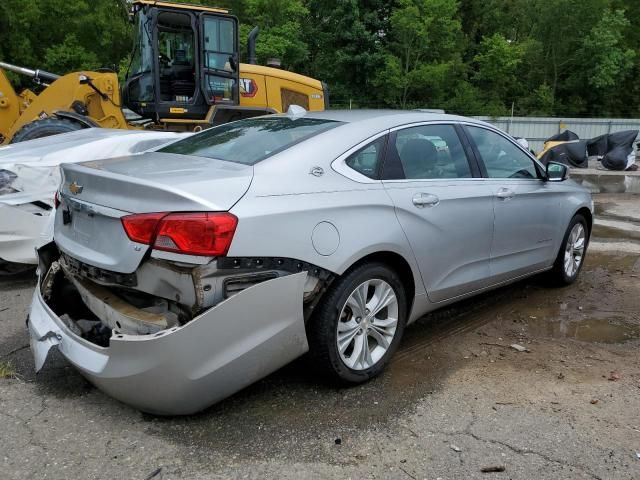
1;192;639;480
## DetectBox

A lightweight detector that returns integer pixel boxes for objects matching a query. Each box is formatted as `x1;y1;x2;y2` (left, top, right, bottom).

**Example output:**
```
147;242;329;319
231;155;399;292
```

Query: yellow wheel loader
0;0;328;145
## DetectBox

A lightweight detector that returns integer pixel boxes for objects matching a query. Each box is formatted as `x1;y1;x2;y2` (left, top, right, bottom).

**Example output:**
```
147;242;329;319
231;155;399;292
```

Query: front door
464;125;566;283
199;13;240;106
382;123;495;303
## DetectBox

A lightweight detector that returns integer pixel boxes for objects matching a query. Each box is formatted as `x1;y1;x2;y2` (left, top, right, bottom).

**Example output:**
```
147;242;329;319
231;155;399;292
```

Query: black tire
549;214;589;286
307;262;408;383
10;118;84;144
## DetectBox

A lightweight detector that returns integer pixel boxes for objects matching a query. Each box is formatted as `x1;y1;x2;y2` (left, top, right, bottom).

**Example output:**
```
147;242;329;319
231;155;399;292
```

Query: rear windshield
159;117;342;165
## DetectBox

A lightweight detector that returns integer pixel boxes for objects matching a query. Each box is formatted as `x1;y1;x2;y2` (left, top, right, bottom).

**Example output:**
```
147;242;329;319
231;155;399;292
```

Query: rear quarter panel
229;179;423;293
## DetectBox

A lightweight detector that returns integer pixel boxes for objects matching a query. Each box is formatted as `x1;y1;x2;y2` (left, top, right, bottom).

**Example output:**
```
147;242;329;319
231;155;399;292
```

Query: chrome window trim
331;119;547;184
385;121;477;182
331;130;390;184
458;121;547;176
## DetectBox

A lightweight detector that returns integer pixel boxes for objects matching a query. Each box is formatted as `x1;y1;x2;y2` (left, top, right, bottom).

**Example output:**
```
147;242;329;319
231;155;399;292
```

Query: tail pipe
0;61;60;84
247;27;259;65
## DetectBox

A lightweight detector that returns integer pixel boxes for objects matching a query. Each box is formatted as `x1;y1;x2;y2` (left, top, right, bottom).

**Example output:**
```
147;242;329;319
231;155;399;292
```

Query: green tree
304;0;391;105
472;33;525;114
373;0;463;108
1;0;131;89
237;0;309;68
579;9;635;90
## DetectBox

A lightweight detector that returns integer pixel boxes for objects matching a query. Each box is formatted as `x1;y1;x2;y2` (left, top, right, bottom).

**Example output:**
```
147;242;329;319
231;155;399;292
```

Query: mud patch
513;316;640;343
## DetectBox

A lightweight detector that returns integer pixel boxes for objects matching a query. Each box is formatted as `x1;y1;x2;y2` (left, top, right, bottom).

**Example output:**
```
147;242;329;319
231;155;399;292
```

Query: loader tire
10;118;85;144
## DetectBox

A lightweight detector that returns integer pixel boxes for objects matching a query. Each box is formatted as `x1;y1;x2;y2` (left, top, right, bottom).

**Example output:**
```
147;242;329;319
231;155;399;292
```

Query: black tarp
539;129;638;170
587;130;638;171
538;140;588;168
546;130;579;142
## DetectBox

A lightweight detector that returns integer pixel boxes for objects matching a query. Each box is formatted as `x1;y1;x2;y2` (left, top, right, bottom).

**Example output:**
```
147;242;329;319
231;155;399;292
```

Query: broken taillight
121;212;237;257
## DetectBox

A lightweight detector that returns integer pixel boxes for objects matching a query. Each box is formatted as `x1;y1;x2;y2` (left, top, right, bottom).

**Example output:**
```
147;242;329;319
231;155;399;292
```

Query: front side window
345;136;386;179
384;124;472;179
466;126;539;179
159;117;342;165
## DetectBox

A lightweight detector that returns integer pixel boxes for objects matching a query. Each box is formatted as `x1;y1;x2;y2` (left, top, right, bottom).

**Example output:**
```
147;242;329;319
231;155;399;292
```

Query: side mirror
546;161;568;182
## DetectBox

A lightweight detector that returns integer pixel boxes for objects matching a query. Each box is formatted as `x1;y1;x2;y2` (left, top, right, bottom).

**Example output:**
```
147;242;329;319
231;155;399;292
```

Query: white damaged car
0;129;187;273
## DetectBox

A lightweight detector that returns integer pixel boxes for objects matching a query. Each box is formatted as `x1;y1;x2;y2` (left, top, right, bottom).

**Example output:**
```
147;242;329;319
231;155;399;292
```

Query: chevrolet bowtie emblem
68;181;83;195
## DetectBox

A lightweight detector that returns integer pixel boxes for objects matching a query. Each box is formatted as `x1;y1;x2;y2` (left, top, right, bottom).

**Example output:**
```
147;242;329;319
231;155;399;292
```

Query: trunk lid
55;152;253;273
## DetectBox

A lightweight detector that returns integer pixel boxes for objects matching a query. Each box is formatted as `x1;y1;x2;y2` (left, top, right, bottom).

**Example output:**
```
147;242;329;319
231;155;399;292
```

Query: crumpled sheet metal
29;270;309;415
0;203;53;264
0;129;188;264
0;128;188;203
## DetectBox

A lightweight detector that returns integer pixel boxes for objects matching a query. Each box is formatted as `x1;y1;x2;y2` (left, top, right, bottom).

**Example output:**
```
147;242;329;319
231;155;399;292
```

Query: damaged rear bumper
28;266;309;415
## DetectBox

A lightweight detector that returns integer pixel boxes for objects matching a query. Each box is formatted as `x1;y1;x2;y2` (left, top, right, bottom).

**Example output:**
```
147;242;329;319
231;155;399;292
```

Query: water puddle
573;174;640;194
520;316;640;344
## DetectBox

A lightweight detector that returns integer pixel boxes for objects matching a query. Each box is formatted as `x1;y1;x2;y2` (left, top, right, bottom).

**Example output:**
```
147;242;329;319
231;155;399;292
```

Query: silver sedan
28;110;593;414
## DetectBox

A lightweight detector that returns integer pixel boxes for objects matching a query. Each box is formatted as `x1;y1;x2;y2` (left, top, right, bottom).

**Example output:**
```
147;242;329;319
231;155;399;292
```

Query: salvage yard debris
608;370;622;381
510;344;529;352
481;465;506;473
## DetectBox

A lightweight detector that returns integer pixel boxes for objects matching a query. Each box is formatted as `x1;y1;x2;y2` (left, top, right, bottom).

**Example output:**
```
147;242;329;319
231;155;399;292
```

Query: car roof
277;109;494;131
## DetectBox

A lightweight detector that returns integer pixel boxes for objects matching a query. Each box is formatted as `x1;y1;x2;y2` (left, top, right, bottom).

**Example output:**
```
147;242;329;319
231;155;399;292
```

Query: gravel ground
1;192;639;480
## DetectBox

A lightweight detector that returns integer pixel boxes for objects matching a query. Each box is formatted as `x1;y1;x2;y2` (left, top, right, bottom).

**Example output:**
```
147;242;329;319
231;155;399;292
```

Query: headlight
0;169;18;195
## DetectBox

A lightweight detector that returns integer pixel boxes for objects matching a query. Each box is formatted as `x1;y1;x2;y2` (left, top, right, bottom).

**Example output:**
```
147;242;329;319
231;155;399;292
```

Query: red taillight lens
54;191;61;209
121;212;167;244
121;212;237;257
154;212;237;256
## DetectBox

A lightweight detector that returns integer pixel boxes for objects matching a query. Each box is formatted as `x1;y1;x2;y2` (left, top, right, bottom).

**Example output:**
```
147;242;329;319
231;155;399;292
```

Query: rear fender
30;246;309;414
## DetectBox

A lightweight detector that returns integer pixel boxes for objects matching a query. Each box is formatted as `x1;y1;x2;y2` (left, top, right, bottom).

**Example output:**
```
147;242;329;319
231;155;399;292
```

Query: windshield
159;117;343;165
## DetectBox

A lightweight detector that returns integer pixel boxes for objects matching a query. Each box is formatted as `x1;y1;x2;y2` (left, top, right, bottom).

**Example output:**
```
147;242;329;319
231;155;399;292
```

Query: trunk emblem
69;181;83;195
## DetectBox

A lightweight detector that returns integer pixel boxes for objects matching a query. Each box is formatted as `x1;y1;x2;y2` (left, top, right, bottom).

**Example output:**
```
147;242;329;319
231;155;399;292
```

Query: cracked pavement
1;192;640;479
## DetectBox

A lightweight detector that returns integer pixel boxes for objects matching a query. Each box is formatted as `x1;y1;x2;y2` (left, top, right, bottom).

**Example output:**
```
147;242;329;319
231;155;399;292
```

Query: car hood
0;128;187;206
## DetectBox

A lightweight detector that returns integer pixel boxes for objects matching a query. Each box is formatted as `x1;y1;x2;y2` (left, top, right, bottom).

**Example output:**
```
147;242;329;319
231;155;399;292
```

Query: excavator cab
0;0;327;144
123;1;240;122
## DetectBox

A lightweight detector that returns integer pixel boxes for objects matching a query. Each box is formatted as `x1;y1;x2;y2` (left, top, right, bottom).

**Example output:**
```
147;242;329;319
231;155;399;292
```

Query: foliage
0;0;638;116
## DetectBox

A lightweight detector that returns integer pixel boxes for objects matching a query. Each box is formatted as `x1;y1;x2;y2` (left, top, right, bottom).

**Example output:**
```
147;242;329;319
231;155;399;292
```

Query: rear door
381;123;495;303
463;125;565;283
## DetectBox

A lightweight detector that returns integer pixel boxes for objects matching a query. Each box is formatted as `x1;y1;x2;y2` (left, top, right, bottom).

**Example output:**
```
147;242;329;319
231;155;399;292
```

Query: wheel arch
575;206;593;236
340;250;417;316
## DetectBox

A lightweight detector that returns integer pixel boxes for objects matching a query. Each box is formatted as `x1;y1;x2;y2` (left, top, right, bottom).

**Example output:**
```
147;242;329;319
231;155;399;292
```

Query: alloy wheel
336;279;399;370
564;223;586;277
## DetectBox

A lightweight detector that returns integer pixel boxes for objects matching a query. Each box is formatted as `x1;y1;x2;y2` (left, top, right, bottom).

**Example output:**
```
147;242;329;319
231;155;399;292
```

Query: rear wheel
10;118;84;143
549;214;588;285
308;262;407;383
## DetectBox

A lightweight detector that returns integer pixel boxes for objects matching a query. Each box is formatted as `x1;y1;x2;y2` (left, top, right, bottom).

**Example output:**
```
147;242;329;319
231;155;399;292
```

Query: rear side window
159;117;342;165
383;124;472;180
345;136;386;179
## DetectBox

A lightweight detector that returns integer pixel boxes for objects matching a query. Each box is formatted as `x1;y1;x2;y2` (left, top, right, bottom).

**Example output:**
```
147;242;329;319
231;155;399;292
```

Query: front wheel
549;214;589;285
308;262;407;383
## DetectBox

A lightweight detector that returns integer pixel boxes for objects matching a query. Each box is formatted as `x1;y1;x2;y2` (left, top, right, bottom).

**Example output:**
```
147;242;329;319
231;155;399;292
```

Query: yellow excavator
0;0;328;144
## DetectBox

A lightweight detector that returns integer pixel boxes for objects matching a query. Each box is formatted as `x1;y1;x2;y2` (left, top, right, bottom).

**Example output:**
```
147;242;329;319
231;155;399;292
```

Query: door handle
412;193;439;208
496;187;515;200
